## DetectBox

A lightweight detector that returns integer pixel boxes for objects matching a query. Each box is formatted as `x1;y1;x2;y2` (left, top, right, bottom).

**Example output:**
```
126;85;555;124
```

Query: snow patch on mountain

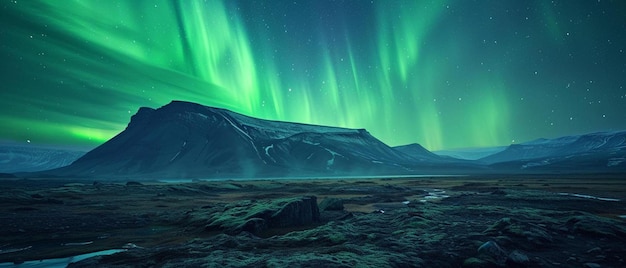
324;148;343;168
607;157;624;167
264;144;277;163
303;140;321;146
222;113;253;141
522;159;551;169
194;112;208;120
170;151;181;162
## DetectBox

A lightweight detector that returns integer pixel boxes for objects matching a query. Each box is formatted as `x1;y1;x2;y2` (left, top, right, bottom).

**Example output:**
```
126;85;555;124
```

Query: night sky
1;0;625;151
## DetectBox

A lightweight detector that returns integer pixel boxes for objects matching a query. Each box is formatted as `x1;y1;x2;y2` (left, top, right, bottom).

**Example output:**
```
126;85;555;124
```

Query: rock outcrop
205;196;320;235
318;198;344;211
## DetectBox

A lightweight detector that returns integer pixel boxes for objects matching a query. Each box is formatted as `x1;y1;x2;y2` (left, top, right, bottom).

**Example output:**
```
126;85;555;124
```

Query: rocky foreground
1;176;625;267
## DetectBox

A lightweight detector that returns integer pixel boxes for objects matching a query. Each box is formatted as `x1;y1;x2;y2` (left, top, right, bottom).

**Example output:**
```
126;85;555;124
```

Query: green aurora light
1;0;625;150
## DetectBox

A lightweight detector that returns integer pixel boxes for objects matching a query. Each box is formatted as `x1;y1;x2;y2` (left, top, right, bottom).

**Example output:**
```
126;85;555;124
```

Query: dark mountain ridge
392;143;439;161
483;131;626;172
15;102;625;179
0;143;85;173
391;143;465;163
38;101;459;179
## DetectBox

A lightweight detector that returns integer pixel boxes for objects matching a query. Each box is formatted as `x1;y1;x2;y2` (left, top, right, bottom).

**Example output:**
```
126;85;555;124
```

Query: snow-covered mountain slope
482;131;626;172
40;101;459;179
0;144;85;173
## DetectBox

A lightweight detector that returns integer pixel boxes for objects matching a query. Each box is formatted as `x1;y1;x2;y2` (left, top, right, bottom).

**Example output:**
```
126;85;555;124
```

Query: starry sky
1;0;625;151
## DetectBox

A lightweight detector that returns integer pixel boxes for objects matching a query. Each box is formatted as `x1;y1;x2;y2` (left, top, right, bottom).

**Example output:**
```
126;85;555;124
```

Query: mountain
23;101;623;178
481;131;626;172
393;143;467;163
39;101;456;179
0;144;85;173
433;146;506;160
393;143;450;162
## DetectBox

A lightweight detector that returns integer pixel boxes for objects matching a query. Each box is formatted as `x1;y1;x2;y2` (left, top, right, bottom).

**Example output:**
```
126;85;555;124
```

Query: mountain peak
393;143;443;161
42;101;454;178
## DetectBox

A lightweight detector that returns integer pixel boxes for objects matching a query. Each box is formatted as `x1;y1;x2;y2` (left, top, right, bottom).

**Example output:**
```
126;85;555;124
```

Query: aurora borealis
1;1;625;151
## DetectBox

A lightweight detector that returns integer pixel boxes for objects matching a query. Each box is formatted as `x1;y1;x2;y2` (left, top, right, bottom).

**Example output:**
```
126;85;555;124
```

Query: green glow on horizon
2;117;118;145
1;0;624;151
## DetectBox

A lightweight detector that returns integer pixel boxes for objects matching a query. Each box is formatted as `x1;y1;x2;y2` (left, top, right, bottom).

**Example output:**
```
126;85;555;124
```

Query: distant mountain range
433;146;506;160
392;143;445;162
6;101;625;178
0;144;85;173
482;131;626;172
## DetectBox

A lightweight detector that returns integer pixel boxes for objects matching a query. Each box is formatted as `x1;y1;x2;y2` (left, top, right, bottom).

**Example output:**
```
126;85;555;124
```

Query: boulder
477;240;507;264
506;250;530;267
269;196;320;227
484;217;553;248
206;196;320;235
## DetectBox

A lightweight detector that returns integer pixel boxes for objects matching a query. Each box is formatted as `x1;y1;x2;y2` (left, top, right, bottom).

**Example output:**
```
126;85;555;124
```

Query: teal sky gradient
1;0;625;150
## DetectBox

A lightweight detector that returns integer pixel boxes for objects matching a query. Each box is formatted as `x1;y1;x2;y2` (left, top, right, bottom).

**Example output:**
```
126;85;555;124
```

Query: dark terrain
1;176;625;267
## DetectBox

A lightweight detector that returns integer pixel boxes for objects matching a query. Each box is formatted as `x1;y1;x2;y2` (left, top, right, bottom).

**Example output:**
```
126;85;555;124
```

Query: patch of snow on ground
420;189;449;202
558;192;620;202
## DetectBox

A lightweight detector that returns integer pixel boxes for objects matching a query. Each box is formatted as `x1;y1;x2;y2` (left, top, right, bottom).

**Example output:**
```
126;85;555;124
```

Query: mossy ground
1;176;625;267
